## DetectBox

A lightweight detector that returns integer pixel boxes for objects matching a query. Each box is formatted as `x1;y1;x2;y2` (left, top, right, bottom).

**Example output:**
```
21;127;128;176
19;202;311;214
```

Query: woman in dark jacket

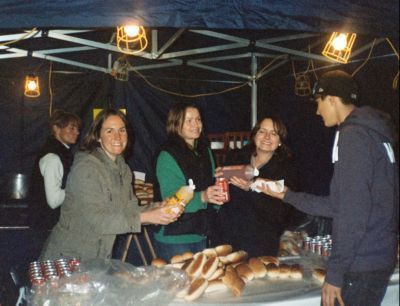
215;116;299;257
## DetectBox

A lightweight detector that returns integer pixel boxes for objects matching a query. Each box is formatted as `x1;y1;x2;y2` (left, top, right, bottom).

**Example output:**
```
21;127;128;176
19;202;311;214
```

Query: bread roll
208;267;225;281
205;279;228;294
170;254;184;264
312;268;326;284
218;255;230;265
215;244;233;256
151;258;167;268
181;258;193;271
266;263;280;278
289;264;303;280
181;251;194;261
235;263;254;282
226;250;248;264
278;264;291;279
186;253;207;278
170;262;185;269
184;277;208;301
222;266;246;297
248;257;267;278
228;261;243;268
258;256;279;266
201;256;219;279
202;248;218;257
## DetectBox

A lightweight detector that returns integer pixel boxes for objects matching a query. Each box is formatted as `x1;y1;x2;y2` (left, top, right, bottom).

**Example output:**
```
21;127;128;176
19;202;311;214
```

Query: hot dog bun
258;256;279;266
201;256;219;279
235;263;254;282
215;244;233;256
248;257;267;278
221;266;246;297
205;279;228;294
184;277;208;301
186;253;207;279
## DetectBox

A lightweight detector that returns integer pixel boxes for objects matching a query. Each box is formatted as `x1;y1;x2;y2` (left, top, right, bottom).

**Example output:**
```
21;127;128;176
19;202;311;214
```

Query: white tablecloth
169;270;399;306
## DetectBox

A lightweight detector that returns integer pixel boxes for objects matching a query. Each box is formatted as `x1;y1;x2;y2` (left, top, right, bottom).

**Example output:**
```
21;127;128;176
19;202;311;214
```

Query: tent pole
251;53;257;127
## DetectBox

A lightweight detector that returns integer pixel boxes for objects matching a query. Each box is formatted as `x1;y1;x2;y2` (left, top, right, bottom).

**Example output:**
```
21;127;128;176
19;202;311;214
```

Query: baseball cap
312;70;358;101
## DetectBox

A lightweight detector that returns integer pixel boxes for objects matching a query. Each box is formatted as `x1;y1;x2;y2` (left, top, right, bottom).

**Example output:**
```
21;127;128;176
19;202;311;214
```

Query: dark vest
29;137;74;230
154;136;216;236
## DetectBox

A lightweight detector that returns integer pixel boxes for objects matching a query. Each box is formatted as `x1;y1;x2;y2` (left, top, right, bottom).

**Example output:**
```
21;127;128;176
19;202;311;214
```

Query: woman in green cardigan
153;102;226;261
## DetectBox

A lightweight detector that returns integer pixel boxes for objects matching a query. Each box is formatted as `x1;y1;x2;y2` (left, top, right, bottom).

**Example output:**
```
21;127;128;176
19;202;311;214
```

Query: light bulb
27;80;37;90
123;25;140;37
332;33;347;51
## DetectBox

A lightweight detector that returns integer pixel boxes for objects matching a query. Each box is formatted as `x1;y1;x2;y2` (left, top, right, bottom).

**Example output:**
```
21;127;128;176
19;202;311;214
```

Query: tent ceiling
0;1;398;37
0;1;397;83
0;27;393;82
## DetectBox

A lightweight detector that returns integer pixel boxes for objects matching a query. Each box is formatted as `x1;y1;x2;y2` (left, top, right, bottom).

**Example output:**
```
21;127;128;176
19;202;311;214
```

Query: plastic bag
26;259;188;306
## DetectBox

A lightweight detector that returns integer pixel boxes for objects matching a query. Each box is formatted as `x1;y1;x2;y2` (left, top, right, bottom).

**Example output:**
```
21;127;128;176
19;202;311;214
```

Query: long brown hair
165;102;208;150
80;108;131;152
250;116;292;160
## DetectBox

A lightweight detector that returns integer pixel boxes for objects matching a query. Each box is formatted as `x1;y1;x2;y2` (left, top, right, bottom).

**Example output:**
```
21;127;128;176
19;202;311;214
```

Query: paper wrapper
250;179;284;193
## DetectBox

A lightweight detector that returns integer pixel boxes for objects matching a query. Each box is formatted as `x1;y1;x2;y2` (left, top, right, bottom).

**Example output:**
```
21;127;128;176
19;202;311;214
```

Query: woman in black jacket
215;116;300;257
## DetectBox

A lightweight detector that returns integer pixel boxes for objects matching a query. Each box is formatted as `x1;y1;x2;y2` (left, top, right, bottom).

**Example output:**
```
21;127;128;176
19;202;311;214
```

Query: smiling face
54;121;80;145
98;115;128;161
179;107;202;146
254;118;281;155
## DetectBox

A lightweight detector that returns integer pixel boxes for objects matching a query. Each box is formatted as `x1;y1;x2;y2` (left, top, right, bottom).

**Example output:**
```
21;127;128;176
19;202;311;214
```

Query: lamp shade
322;32;357;64
24;75;40;97
116;25;148;55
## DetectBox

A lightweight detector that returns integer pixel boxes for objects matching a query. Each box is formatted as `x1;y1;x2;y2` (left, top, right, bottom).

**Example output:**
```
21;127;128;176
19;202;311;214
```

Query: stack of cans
303;234;332;256
28;258;80;286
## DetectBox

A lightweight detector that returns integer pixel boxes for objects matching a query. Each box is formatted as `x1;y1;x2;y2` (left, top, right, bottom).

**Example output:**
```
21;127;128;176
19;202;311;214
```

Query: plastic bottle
220;164;259;180
165;179;196;214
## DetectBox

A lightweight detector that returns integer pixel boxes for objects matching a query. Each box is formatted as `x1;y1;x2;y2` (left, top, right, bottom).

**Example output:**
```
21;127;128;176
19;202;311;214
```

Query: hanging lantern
294;73;311;96
116;25;148;55
111;57;130;81
322;32;357;64
24;74;40;97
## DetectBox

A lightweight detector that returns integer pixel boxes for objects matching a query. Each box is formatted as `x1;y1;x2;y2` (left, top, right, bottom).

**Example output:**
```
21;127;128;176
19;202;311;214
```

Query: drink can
303;236;311;251
216;178;230;202
316;241;323;255
31;276;45;287
69;258;81;272
322;243;330;256
310;238;317;253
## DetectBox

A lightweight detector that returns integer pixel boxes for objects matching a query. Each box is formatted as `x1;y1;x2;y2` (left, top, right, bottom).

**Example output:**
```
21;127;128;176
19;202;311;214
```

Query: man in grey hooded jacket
260;70;398;306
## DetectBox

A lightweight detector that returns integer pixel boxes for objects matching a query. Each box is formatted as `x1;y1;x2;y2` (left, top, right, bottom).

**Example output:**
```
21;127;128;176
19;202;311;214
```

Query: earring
278;143;282;146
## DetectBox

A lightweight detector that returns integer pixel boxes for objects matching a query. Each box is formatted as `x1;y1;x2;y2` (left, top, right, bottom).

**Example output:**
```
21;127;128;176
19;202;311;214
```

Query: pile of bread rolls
278;230;307;256
151;245;306;301
134;179;154;205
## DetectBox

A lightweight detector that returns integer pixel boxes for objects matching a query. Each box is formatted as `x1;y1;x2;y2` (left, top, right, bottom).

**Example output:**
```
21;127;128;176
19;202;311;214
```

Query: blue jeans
329;269;393;306
153;239;207;262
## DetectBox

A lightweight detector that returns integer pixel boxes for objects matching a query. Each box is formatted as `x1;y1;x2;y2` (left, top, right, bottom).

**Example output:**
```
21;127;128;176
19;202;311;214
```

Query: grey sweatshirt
285;106;399;287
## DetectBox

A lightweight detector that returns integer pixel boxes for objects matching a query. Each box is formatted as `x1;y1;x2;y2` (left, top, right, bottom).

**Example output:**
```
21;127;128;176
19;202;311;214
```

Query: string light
322;32;357;64
24;74;40;97
116;25;148;55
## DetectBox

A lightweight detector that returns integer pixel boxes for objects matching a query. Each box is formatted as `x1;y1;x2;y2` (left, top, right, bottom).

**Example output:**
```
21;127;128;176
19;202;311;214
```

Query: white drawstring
332;131;340;163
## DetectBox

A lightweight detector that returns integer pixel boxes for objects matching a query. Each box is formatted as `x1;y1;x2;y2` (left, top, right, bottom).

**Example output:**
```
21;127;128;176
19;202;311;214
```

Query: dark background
0;1;398;304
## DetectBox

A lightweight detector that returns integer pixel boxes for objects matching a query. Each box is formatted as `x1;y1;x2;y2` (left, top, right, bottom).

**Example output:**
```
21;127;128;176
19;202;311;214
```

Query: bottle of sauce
164;179;196;214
